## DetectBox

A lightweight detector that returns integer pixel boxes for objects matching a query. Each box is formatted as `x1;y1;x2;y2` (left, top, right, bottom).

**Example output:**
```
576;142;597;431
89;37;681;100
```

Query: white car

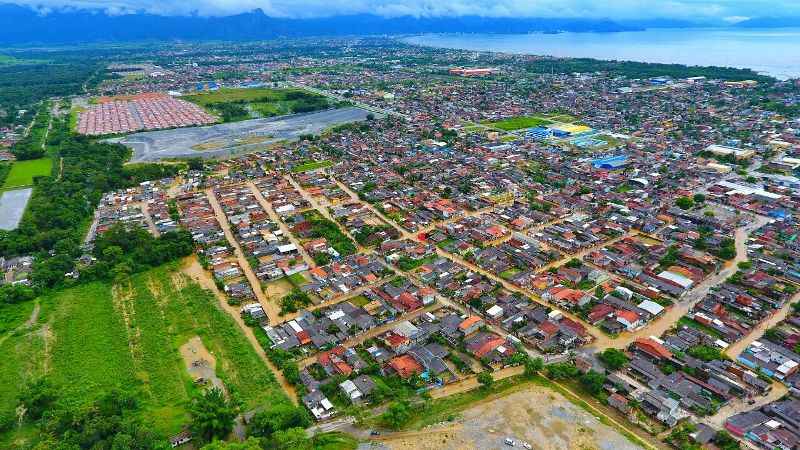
504;438;515;446
522;442;532;450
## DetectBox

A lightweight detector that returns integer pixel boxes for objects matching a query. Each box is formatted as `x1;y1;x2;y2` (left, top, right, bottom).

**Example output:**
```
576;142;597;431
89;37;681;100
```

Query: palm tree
190;387;237;442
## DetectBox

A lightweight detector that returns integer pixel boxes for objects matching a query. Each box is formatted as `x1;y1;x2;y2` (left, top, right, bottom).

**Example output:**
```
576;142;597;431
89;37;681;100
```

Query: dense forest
522;57;772;82
0;63;99;127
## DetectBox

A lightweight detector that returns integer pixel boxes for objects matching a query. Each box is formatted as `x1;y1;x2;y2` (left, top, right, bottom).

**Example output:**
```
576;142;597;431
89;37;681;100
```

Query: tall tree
190;388;238;442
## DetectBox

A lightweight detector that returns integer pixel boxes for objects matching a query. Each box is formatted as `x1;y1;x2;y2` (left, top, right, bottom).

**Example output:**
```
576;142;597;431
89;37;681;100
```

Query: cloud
10;0;800;19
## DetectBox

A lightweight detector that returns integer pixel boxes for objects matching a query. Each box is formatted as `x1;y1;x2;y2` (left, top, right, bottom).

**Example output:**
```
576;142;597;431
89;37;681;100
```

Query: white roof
275;204;295;213
716;181;784;200
637;300;664;316
658;270;694;289
320;398;334;410
288;320;303;333
340;379;358;394
393;320;419;338
278;243;297;253
328;310;346;321
765;420;782;429
486;305;504;317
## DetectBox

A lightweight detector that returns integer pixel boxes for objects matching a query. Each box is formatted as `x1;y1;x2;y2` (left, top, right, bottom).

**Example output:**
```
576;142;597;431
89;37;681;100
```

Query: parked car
504;438;515;446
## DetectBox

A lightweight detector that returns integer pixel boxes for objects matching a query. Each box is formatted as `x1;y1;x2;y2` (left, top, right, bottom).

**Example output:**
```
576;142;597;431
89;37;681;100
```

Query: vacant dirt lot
380;387;644;450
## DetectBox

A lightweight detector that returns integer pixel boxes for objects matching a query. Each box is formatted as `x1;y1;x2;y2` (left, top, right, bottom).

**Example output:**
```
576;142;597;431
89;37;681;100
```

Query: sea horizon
401;27;800;80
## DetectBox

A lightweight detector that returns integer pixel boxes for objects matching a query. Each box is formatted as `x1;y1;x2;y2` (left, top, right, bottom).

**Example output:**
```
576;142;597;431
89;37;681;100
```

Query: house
486;304;504;319
303;390;336;420
419;287;436;305
616;309;641;331
339;375;376;403
632;337;673;362
608;393;631;415
545;286;591;309
386;354;424;379
726;410;770;437
639;390;684;427
169;431;192;448
459;316;484;336
690;423;717;445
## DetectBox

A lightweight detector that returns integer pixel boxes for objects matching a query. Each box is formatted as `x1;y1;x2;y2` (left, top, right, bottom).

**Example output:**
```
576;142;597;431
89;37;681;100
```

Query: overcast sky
11;0;799;21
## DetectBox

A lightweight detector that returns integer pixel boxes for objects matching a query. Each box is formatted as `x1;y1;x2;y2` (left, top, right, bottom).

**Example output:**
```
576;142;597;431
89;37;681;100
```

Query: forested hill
0;4;640;44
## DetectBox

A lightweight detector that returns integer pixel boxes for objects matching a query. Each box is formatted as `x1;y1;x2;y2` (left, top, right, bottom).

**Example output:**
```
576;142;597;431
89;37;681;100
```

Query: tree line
0;118;186;303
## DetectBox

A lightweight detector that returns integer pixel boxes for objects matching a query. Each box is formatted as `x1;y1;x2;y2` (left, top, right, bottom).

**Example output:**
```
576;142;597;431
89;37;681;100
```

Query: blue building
526;127;552;140
591;155;629;170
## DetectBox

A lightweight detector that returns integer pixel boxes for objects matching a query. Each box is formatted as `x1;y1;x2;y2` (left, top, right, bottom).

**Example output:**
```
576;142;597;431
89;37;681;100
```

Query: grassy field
291;160;334;173
2;158;52;189
184;87;329;122
286;271;308;286
0;301;36;335
0;263;290;443
486;115;554;131
0;163;10;187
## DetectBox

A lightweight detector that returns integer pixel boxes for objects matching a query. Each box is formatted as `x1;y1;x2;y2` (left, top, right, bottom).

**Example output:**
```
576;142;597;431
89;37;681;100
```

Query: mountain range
0;4;798;45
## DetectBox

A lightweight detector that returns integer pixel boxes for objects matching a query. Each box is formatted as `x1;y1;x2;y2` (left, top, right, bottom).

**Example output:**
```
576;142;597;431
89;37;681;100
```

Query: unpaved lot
382;387;644;450
113;107;370;162
180;336;227;394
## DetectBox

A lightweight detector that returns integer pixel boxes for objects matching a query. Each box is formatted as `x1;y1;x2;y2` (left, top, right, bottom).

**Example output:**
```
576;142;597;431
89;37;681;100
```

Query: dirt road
246;180;317;268
586;213;771;352
296;303;441;368
181;255;298;404
430;366;524;399
206;188;282;324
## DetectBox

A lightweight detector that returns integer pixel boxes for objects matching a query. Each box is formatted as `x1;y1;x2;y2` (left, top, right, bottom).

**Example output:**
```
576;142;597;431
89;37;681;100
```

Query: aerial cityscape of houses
3;37;800;450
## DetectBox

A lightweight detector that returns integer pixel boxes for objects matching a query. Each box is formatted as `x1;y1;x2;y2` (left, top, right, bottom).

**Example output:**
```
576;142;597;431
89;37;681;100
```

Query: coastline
399;29;800;80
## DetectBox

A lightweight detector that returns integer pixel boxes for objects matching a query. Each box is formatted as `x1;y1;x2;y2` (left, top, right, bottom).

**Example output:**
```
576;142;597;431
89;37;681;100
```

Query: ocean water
401;28;800;80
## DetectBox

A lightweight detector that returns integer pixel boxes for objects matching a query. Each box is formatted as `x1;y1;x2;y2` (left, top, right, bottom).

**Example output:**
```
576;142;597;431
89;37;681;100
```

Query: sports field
486;115;554;131
2;158;52;189
0;263;290;443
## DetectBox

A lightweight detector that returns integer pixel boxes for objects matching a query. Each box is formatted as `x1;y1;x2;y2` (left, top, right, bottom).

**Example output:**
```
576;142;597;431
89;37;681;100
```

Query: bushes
477;371;494;389
190;387;238;443
712;238;737;260
17;386;162;449
545;362;579;380
80;223;195;282
121;162;182;184
687;345;725;362
279;288;312;315
676;196;694;210
598;348;629;371
579;370;607;396
248;403;310;440
381;400;414;430
302;211;356;257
